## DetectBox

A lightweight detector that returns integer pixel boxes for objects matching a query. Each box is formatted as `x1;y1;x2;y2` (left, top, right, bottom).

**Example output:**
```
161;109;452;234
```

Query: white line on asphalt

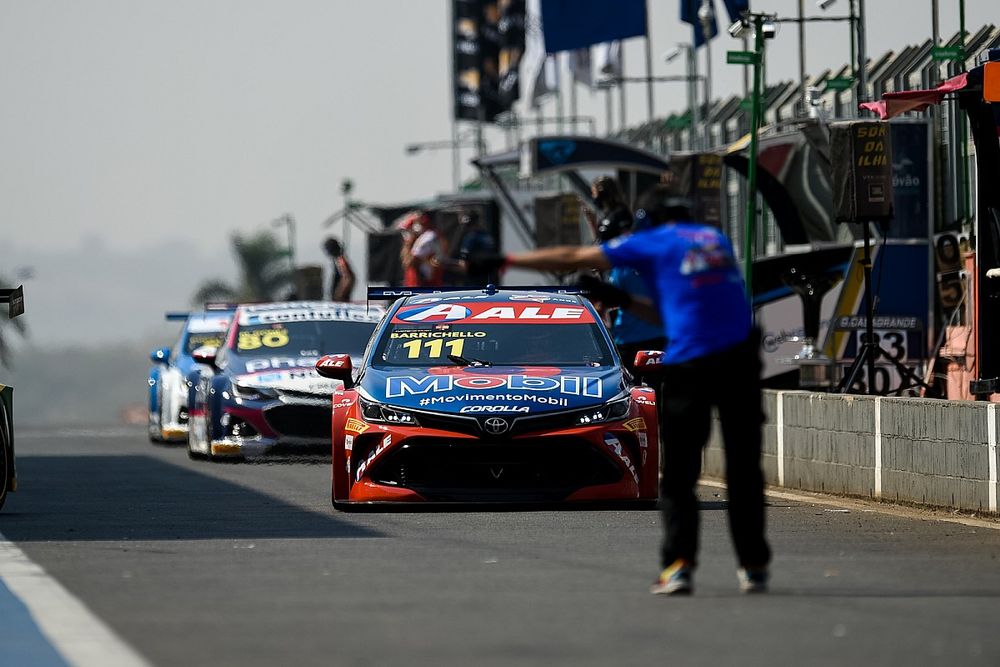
989;403;997;514
0;532;151;667
776;391;785;487
874;397;882;499
699;479;1000;531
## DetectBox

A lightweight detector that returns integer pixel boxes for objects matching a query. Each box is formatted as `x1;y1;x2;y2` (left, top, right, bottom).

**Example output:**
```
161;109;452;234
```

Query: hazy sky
0;0;994;345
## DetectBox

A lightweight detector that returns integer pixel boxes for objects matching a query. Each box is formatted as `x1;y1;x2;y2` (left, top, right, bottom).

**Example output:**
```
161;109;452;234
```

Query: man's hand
576;274;632;309
464;253;508;277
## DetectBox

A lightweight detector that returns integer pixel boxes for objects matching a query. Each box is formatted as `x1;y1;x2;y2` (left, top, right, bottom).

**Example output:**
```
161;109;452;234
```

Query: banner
887;121;930;240
540;0;646;54
453;0;510;122
498;0;526;108
453;0;483;121
830;121;894;224
669;153;723;227
534;193;582;247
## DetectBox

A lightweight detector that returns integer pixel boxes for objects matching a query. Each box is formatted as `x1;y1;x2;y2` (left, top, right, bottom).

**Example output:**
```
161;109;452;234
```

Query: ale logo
397;304;472;322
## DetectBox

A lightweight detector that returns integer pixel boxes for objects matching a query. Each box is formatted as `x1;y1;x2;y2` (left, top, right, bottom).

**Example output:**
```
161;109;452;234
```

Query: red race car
316;287;660;508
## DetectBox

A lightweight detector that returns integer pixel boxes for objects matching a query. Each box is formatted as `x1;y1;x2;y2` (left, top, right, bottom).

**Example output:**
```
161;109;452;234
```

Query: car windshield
375;301;614;367
232;320;376;358
185;331;226;354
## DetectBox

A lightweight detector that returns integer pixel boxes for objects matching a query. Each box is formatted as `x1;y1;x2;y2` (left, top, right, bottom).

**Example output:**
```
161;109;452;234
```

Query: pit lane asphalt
3;427;1000;666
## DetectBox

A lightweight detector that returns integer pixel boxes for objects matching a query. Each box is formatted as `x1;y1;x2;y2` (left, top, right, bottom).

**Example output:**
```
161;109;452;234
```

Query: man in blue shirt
472;185;771;595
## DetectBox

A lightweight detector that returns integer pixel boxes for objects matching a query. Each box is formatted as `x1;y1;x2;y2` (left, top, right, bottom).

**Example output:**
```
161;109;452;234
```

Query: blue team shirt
608;266;665;345
601;222;751;364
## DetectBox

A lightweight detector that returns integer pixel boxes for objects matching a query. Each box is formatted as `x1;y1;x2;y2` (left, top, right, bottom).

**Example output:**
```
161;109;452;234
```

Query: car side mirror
191;346;218;367
150;347;171;364
316;354;354;388
632;350;665;376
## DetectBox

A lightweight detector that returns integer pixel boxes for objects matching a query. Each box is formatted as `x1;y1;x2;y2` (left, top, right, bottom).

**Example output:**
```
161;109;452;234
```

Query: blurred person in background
398;211;438;288
409;212;444;287
457;210;498;287
323;237;355;301
584;175;632;245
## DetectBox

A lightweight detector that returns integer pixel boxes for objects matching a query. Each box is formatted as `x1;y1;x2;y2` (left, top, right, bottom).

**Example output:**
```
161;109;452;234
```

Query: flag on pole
593;41;622;80
681;0;749;47
568;48;593;87
522;0;560;108
540;0;646;54
681;0;716;47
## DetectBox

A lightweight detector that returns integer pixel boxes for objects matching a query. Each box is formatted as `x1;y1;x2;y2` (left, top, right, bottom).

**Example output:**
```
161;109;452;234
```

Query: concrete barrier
704;390;1000;514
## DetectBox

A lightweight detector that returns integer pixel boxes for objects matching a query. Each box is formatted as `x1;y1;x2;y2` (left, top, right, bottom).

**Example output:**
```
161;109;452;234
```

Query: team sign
385;374;603;399
392;302;594;325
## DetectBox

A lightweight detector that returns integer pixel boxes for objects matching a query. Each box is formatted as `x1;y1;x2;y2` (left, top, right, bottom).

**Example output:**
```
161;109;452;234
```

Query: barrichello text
386;374;602;399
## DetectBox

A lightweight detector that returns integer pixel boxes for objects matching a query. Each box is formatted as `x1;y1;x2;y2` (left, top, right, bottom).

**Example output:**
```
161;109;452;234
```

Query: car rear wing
0;285;24;318
164;302;239;321
366;285;585;300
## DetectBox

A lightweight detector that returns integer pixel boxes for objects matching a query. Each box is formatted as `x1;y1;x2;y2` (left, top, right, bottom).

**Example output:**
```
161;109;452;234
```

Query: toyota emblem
483;417;509;435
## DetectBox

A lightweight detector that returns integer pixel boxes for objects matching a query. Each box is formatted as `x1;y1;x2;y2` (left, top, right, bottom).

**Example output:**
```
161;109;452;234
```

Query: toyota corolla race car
187;301;385;459
147;307;234;442
316;287;660;507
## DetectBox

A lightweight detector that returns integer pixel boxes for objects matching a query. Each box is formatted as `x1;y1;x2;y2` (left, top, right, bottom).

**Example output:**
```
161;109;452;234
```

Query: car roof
397;290;586;307
186;311;233;334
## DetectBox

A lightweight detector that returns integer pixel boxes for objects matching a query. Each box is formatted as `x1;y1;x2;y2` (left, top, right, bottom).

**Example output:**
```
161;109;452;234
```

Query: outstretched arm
507;245;612;273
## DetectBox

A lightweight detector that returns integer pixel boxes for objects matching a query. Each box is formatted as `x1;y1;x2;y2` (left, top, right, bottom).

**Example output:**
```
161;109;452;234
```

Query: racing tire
148;384;163;443
186;411;211;461
0;402;11;511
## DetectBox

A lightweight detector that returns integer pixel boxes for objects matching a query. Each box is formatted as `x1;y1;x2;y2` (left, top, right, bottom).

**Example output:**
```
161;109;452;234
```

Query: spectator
583;176;633;244
410;213;444;287
323;237;355;302
398;211;431;288
457;211;498;286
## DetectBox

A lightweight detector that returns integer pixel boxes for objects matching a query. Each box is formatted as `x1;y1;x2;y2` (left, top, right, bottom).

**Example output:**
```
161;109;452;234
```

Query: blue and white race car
147;307;234;442
186;301;385;459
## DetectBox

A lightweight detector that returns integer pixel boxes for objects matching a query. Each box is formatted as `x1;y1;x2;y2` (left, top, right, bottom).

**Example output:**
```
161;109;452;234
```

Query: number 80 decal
238;329;290;351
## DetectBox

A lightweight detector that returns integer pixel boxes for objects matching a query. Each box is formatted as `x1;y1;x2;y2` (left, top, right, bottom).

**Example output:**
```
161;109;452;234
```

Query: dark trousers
658;332;771;569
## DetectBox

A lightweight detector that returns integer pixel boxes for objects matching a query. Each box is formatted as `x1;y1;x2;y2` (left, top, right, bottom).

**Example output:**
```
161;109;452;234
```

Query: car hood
233;369;343;396
359;365;626;416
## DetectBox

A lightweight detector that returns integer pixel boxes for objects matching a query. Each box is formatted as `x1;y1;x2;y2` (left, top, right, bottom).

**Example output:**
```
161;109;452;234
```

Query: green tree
193;231;294;304
0;277;27;369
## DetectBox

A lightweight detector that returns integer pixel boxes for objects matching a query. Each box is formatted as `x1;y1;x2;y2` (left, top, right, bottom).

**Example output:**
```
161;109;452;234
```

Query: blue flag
541;0;647;54
681;0;749;47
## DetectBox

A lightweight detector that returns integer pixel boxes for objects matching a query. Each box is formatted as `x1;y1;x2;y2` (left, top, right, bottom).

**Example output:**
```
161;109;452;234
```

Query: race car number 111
403;338;464;359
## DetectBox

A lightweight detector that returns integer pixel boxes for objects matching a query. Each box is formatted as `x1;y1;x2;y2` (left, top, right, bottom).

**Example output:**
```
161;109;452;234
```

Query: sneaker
737;566;769;593
650;560;694;595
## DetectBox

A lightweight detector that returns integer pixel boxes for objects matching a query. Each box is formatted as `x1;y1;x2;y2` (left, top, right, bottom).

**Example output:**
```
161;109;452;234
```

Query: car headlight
359;397;420;426
576;395;631;425
231;381;279;401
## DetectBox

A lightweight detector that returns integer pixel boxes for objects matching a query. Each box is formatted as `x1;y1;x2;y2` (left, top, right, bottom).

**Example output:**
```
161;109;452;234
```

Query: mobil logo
385;374;603;398
396;304;472;322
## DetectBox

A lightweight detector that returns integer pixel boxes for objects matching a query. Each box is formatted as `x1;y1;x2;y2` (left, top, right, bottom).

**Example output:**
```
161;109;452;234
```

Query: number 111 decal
402;338;466;359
